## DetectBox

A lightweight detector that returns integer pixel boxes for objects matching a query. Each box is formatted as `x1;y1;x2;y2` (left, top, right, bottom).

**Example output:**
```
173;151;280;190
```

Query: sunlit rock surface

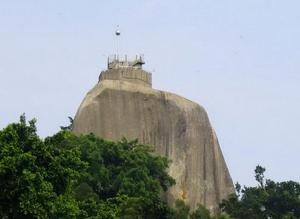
73;57;234;212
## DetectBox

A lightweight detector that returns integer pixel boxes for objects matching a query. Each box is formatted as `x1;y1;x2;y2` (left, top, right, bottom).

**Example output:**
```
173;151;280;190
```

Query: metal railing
107;55;145;69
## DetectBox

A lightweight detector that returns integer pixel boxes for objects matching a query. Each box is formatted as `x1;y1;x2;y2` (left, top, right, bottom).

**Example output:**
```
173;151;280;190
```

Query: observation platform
99;55;152;87
107;55;145;69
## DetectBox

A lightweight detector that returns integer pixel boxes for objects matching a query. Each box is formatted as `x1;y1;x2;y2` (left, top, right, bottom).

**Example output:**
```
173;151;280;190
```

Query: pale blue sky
1;0;300;186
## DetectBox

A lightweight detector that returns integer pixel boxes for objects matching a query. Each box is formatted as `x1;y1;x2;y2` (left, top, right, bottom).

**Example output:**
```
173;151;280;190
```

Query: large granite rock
73;60;234;212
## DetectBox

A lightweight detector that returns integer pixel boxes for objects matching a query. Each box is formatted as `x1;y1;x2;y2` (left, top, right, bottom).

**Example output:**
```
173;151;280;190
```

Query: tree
0;115;176;218
0;114;86;218
221;166;300;219
190;204;232;219
66;134;175;218
255;165;266;188
60;116;74;130
173;199;190;219
190;204;210;219
171;200;233;219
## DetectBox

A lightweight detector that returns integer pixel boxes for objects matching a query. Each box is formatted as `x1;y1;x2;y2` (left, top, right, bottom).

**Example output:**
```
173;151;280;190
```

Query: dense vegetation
0;115;299;218
221;166;300;219
0;115;175;218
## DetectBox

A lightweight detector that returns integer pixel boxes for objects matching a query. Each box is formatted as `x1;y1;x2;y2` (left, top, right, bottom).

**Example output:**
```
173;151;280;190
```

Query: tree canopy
221;166;300;219
1;115;300;219
0;115;175;218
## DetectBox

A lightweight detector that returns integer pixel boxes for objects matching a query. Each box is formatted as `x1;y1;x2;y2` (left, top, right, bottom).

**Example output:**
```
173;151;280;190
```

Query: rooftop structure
107;55;145;69
99;55;152;87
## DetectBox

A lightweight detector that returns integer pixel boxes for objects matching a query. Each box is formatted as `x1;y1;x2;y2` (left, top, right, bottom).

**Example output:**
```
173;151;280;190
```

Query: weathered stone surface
73;66;234;212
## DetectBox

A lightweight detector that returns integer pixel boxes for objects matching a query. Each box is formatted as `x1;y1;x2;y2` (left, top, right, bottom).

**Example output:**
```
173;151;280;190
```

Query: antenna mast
115;25;121;58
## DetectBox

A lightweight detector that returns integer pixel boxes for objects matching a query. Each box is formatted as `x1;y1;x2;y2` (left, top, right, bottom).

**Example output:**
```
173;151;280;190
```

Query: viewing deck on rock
99;55;152;87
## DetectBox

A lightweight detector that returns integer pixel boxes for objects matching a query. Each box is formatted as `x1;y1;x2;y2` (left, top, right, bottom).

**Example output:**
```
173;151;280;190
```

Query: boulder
73;59;234;212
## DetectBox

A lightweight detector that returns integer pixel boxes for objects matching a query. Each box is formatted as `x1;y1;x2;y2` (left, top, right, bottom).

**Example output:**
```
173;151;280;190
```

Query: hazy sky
1;0;300;186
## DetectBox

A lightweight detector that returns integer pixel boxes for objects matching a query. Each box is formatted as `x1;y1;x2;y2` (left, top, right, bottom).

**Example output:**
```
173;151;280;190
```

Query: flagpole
115;26;120;59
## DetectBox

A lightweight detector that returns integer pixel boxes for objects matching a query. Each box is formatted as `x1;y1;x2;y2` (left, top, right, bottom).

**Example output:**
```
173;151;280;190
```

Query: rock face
72;57;234;212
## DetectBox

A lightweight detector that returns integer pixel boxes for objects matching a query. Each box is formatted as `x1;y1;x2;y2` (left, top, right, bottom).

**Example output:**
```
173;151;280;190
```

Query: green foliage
0;114;86;218
173;199;190;219
60;116;74;131
189;204;232;219
61;133;175;218
5;116;300;219
0;115;175;218
190;205;210;219
254;165;266;187
221;166;300;219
